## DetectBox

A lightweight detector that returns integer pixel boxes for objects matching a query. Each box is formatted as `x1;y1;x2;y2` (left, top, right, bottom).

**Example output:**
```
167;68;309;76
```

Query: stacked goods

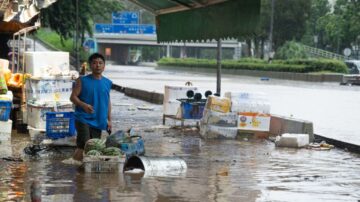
163;85;198;116
24;52;70;77
200;96;238;139
23;51;76;142
225;92;271;132
83;130;145;173
0;59;13;142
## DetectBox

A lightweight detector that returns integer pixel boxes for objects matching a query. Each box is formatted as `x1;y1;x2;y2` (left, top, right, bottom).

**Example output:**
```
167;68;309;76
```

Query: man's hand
82;103;94;114
107;120;112;134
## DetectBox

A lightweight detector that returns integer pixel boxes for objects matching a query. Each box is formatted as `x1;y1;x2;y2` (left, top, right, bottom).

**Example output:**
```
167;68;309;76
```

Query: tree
41;0;123;44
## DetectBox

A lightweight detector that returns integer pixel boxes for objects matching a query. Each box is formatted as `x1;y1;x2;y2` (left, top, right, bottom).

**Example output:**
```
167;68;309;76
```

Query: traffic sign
343;48;351;57
112;11;139;24
95;24;114;33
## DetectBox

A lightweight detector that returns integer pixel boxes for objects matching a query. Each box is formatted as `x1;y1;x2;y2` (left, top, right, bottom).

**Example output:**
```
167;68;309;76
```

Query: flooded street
1;90;359;201
104;65;360;146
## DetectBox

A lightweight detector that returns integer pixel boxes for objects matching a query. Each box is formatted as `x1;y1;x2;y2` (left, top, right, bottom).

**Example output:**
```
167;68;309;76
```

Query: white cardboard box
237;113;271;132
0;120;12;142
24;51;70;77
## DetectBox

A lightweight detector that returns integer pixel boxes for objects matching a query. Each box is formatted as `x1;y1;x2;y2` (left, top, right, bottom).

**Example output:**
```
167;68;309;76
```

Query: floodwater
1;91;359;202
104;65;360;146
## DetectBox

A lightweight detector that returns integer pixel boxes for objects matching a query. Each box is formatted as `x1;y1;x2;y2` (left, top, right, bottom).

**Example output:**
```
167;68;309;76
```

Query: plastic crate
83;155;125;173
120;136;145;157
178;99;206;119
0;100;11;121
46;112;76;139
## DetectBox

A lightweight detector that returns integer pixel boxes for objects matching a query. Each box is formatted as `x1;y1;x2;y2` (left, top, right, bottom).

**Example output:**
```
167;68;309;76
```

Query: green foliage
158;57;348;73
41;0;123;43
35;28;73;52
276;41;309;59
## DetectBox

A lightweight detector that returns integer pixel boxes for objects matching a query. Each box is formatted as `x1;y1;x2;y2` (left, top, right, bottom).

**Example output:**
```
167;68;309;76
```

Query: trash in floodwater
124;168;144;174
61;158;83;166
24;144;49;156
181;137;202;148
137;105;155;111
307;141;334;151
1;157;23;162
260;77;270;81
124;156;187;178
113;103;133;106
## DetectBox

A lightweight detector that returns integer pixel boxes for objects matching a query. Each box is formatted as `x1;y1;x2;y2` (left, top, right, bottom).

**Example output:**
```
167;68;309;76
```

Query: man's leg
73;121;90;161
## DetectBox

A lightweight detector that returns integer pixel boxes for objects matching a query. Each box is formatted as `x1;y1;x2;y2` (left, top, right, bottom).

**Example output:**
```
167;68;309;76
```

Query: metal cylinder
123;156;187;177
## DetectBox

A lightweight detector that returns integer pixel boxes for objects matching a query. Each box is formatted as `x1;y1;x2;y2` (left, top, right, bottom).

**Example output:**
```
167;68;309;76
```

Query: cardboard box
237;112;271;132
205;96;231;113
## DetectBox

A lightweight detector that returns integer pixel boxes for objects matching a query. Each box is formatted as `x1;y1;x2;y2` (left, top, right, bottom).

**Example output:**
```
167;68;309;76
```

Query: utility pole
216;39;222;95
75;0;80;71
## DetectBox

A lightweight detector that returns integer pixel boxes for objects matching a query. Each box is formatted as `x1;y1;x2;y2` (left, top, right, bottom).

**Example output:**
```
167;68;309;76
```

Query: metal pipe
124;156;187;177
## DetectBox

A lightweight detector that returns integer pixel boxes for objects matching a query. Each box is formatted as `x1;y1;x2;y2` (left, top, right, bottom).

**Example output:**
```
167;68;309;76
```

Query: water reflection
0;91;359;201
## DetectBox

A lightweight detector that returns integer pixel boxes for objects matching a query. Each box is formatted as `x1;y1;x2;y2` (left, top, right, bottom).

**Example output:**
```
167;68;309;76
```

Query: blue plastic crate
120;136;145;157
0;100;12;121
46;112;76;139
180;100;206;119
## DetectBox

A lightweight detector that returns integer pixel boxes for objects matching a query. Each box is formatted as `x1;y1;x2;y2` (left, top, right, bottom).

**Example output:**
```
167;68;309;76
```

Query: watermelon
102;147;123;156
86;150;102;156
84;138;106;153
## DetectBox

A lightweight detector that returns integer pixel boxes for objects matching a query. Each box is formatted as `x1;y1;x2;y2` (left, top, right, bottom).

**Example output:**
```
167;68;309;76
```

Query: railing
300;44;349;61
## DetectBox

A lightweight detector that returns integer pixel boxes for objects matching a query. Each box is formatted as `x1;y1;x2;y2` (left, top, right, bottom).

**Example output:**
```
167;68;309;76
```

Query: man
70;53;112;161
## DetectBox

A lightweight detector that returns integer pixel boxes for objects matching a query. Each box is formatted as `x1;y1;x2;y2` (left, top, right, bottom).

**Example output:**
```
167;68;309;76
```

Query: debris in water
1;157;23;162
137;105;155;111
124;168;144;174
61;158;83;166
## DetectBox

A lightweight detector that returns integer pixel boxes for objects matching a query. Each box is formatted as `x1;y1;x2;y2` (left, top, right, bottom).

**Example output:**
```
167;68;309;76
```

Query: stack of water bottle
24;51;77;143
225;91;271;132
200;91;271;139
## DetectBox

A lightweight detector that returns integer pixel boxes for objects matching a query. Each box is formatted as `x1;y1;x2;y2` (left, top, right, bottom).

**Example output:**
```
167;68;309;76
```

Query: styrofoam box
202;108;237;127
231;101;271;114
0;59;9;71
199;123;238;139
24;51;70;77
28;126;46;143
275;133;310;148
237;113;271;132
25;76;73;102
27;102;74;129
164;85;198;103
0;90;13;101
0;120;13;142
163;100;181;116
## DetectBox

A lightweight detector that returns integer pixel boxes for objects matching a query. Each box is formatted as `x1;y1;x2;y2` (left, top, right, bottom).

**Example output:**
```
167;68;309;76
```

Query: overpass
94;33;243;64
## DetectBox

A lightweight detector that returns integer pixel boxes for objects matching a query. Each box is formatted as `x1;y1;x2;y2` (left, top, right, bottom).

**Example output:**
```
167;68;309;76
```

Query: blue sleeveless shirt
74;74;112;130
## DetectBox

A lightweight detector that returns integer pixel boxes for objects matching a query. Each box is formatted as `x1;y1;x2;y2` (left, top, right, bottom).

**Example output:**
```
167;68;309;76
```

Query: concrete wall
158;66;344;83
270;114;314;142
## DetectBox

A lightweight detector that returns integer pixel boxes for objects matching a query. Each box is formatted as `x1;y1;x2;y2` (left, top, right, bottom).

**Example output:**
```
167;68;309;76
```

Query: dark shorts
75;120;102;149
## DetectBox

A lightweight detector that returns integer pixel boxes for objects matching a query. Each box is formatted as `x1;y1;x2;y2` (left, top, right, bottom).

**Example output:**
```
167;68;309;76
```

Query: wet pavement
1;90;360;201
104;64;360;146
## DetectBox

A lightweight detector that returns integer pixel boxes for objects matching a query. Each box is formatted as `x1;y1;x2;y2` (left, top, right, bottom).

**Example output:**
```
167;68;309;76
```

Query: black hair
88;53;105;64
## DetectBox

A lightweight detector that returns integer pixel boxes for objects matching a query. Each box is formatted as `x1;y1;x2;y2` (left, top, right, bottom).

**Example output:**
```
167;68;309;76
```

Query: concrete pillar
166;44;170;57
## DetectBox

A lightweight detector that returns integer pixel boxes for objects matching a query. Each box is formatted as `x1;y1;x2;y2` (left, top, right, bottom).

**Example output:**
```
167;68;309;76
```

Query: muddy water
0;91;359;201
104;65;360;145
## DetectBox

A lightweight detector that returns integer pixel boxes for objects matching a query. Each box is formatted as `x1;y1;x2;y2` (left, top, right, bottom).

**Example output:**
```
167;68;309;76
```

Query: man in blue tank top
70;53;112;161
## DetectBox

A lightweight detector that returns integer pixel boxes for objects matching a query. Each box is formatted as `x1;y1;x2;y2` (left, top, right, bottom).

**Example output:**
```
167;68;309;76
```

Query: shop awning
129;0;260;43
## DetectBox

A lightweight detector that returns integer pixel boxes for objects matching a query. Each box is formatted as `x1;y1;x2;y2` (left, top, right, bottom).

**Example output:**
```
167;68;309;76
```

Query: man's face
90;58;105;75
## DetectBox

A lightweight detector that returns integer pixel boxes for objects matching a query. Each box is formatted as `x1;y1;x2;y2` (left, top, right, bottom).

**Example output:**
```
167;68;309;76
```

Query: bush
276;41;309;60
157;57;347;73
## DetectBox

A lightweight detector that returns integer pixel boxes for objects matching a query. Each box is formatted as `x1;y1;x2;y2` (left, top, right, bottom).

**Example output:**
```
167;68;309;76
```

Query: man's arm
70;78;94;113
107;98;112;132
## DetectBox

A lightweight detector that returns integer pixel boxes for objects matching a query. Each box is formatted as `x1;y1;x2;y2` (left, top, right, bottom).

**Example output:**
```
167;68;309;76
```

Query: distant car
344;60;360;74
